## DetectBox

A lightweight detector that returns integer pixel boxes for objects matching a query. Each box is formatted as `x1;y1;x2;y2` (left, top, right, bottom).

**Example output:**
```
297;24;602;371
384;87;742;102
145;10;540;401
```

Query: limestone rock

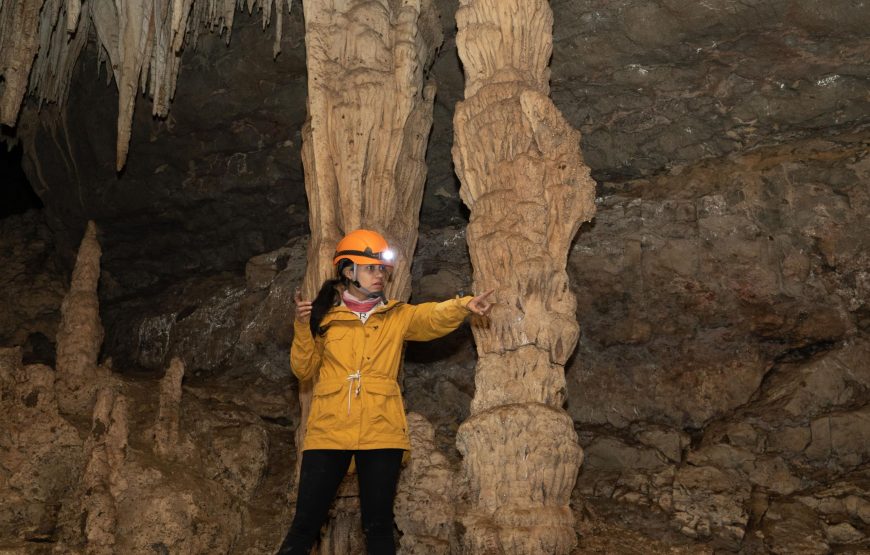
568;135;869;430
823;522;864;545
0;348;83;545
761;500;830;554
635;428;689;464
395;412;457;554
55;221;110;416
0;211;65;364
671;465;750;543
804;408;870;469
452;0;596;552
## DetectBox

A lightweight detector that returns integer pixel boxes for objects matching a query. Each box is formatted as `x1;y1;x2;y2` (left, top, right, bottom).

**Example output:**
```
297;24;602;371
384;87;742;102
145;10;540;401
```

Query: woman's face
345;263;389;296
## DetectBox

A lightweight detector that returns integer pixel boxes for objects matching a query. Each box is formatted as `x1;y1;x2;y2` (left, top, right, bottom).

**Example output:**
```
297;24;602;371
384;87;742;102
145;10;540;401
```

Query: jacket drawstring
346;371;361;415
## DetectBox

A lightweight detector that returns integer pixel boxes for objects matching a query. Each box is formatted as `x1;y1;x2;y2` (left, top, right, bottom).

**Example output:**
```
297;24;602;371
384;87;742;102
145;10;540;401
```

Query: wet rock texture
1;0;869;553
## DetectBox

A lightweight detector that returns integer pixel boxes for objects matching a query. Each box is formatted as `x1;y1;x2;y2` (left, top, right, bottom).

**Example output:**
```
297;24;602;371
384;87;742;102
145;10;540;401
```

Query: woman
278;229;493;554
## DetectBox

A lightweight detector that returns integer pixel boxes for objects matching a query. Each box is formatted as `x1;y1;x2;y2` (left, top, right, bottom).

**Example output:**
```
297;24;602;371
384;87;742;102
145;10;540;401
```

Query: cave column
451;0;597;552
296;0;442;551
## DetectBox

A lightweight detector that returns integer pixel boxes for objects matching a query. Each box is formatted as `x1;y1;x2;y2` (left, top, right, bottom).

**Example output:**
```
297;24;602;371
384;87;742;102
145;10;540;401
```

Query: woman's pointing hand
467;289;495;316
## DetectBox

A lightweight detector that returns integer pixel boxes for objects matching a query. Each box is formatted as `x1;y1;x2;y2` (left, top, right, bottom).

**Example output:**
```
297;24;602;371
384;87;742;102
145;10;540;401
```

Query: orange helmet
333;229;396;267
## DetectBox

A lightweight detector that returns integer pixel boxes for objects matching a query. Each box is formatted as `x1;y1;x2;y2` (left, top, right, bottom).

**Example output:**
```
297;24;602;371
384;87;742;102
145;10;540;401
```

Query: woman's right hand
294;288;312;323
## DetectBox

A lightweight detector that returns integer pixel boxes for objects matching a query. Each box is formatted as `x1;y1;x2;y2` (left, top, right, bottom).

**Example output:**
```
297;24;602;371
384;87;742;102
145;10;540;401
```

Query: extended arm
403;290;494;341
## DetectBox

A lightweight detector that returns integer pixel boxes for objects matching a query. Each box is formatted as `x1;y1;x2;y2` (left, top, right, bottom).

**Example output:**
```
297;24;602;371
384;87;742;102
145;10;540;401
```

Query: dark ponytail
310;260;354;337
310;278;341;337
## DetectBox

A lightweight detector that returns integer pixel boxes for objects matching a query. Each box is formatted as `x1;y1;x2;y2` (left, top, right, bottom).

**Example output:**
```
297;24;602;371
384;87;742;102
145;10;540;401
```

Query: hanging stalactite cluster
0;0;292;170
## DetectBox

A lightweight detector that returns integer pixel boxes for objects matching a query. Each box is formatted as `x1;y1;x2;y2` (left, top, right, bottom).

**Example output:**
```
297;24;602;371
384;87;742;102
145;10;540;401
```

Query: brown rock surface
0;348;83;547
0;211;65;365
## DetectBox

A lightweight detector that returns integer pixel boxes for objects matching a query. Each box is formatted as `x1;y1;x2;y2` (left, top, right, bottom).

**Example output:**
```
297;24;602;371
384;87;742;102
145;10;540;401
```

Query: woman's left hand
467;289;495;316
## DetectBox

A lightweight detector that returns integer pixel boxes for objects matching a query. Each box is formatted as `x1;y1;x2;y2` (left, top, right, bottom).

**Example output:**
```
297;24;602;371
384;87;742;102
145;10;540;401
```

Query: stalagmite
451;0;597;552
154;356;185;458
295;0;442;551
0;0;293;169
79;387;129;555
55;220;111;416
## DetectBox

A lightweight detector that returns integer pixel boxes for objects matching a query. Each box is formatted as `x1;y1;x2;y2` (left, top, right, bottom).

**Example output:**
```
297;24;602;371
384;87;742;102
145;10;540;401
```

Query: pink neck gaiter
342;290;381;313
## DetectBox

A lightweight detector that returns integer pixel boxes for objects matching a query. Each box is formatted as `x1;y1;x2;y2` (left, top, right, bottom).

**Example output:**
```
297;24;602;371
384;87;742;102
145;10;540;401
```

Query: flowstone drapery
452;0;597;552
294;0;443;552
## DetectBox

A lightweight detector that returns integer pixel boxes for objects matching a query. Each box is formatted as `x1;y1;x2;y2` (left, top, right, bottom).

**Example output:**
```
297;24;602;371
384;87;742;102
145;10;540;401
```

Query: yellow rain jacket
291;296;472;451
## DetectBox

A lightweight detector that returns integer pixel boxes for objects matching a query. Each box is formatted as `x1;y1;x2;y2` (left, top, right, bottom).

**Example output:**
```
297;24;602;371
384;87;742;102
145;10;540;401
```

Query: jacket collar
322;299;403;324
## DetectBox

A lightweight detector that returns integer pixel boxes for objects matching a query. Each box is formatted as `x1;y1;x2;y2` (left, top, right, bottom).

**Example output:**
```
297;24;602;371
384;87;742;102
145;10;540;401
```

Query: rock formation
0;347;83;546
0;0;292;169
395;412;457;554
54;220;109;416
569;133;870;552
0;210;66;364
451;0;597;552
1;221;292;553
154;357;185;457
1;1;869;553
294;0;443;551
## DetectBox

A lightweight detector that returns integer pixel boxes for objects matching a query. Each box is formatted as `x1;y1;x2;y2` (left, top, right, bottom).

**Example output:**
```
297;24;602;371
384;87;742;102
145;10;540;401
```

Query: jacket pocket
307;380;345;435
364;382;407;438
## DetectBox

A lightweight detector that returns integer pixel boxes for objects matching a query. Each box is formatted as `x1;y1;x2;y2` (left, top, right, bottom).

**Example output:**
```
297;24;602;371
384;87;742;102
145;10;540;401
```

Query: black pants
277;449;404;555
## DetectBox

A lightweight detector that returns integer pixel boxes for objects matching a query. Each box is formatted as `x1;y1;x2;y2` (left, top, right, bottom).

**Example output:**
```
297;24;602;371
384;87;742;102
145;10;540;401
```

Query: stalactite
0;0;47;126
55;220;111;417
29;0;90;111
296;0;442;551
452;0;597;552
0;0;294;170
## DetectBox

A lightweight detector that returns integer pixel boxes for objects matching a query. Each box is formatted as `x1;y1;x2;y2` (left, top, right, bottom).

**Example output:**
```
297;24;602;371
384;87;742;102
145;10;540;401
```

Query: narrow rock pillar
295;0;442;551
451;1;597;552
56;221;110;416
80;387;129;554
154;357;185;458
